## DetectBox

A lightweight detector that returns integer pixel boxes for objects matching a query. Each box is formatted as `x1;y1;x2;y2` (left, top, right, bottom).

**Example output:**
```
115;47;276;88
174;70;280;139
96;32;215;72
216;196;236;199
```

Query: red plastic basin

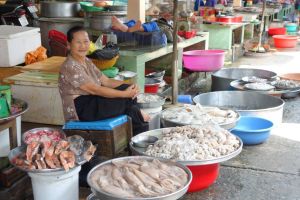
272;35;298;48
183;50;225;72
268;27;286;36
187;163;220;193
144;78;160;93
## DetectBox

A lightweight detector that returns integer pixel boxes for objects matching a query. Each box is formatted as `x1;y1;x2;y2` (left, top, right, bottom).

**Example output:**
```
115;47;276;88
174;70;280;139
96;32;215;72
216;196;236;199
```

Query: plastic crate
114;31;167;51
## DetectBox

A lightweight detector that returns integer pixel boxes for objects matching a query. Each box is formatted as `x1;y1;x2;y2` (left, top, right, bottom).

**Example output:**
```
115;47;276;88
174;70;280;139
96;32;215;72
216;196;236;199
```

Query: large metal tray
160;106;240;130
87;156;192;200
130;128;243;166
0;98;28;123
8;146;67;173
230;80;300;98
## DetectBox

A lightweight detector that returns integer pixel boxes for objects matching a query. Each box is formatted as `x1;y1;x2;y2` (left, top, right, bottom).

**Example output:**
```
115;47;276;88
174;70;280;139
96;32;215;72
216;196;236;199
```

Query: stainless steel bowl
132;135;158;148
160;107;240;130
0;98;28;123
106;5;128;11
87;156;192;200
22;127;66;145
193;91;285;124
130;129;243;166
89;11;127;31
211;68;277;91
40;1;81;18
8;146;66;173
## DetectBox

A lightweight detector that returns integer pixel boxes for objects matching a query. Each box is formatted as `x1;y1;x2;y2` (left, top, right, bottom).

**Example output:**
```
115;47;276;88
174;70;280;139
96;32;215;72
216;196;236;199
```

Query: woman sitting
58;26;149;135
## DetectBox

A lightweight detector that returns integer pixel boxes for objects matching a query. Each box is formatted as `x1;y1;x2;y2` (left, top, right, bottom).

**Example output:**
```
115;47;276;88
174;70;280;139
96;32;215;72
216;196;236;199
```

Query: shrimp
26;141;40;162
54;140;70;155
59;151;75;171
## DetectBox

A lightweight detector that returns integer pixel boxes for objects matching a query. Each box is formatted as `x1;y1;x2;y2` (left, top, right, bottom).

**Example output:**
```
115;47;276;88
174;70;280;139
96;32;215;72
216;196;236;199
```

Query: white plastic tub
28;165;81;200
0;25;41;67
141;106;162;130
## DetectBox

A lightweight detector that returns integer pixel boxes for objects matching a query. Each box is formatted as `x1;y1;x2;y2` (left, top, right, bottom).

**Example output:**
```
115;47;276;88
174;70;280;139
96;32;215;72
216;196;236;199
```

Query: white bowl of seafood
137;93;166;109
161;104;240;130
87;156;192;200
9;128;96;173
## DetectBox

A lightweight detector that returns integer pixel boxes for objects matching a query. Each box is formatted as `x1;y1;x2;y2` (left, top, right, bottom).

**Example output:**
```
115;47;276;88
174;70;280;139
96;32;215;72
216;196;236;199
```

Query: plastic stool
63;115;132;159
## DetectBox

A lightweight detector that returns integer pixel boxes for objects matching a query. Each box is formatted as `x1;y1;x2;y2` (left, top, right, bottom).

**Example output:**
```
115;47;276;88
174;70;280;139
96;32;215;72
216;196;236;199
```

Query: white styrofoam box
0;116;21;157
11;83;64;125
0;25;41;67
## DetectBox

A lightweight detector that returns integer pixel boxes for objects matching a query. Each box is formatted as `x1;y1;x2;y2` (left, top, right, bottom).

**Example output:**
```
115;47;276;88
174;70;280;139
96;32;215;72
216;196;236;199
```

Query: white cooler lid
0;25;40;39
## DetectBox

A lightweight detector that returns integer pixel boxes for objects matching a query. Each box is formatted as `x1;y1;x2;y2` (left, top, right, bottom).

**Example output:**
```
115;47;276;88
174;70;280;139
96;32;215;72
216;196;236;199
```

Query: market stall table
200;22;252;50
0;99;28;155
117;33;209;91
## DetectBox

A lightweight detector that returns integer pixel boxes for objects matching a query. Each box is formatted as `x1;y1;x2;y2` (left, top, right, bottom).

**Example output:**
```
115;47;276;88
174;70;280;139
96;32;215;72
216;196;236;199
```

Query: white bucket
141;106;162;130
28;165;81;200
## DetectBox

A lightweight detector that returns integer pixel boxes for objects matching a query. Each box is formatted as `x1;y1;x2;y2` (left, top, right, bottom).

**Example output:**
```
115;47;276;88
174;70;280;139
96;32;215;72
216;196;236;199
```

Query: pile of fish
90;158;188;198
13;135;96;171
162;104;239;125
146;126;240;161
271;79;300;89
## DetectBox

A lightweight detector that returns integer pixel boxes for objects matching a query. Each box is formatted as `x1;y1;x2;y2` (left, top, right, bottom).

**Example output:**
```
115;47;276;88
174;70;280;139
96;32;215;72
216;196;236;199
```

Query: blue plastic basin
285;23;298;32
231;116;273;145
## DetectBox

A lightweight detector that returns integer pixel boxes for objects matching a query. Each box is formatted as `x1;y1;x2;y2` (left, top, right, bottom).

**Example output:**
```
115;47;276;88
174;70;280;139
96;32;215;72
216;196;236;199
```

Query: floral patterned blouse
58;55;102;121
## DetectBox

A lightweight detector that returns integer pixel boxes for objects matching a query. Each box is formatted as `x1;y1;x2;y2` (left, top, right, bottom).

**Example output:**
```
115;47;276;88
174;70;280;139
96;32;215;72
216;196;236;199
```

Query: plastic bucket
28;165;81;200
187;163;220;192
177;95;193;104
183;50;225;72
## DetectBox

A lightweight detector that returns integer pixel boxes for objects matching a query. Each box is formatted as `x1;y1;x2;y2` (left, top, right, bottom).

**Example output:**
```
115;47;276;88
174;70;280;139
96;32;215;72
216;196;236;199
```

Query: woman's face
69;31;90;58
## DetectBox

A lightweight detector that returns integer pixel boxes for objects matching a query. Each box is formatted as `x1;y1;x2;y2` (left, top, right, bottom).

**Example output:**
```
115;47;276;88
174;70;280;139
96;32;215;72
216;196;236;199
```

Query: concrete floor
21;43;300;200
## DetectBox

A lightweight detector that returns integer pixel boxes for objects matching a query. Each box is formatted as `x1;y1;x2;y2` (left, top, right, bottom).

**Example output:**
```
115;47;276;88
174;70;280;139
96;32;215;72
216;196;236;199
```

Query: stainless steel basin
193;91;285;124
211;68;277;91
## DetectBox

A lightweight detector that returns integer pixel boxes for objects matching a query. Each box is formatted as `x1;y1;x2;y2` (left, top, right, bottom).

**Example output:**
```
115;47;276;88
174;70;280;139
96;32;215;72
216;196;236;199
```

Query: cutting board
21;56;66;74
4;71;59;85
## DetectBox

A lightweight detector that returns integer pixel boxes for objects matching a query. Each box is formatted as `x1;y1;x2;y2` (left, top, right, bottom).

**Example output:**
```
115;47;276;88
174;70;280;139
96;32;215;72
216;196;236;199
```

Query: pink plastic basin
272;35;298;48
183;50;225;72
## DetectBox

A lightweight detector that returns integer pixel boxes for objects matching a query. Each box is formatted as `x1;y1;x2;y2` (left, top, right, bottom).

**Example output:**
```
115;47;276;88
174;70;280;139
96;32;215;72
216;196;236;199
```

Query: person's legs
127;20;144;32
74;95;128;121
111;16;129;32
142;21;160;32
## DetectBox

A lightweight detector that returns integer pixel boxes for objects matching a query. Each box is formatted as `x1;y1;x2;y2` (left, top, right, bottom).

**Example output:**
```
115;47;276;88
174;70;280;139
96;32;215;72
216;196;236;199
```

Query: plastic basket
113;0;127;5
91;55;119;70
80;2;106;12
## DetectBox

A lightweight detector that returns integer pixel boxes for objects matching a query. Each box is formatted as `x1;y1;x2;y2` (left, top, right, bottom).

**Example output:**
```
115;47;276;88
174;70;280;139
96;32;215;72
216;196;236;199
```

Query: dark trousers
74;84;148;136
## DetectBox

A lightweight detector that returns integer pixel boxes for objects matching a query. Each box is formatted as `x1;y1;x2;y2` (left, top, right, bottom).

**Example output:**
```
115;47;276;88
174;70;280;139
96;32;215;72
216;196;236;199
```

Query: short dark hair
67;26;86;42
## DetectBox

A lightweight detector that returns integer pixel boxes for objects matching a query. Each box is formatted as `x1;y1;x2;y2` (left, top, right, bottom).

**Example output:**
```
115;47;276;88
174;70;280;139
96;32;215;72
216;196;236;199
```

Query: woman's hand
125;84;139;99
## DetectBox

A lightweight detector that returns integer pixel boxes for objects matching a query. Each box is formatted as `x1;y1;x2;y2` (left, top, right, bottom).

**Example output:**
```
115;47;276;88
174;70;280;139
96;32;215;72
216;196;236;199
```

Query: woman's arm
80;81;138;98
100;74;124;88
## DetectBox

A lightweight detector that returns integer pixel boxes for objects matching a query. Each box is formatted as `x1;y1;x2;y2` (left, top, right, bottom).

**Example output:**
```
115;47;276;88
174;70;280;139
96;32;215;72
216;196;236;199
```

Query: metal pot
211;68;277;91
89;11;127;31
41;1;81;18
193;91;285;125
39;17;84;54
